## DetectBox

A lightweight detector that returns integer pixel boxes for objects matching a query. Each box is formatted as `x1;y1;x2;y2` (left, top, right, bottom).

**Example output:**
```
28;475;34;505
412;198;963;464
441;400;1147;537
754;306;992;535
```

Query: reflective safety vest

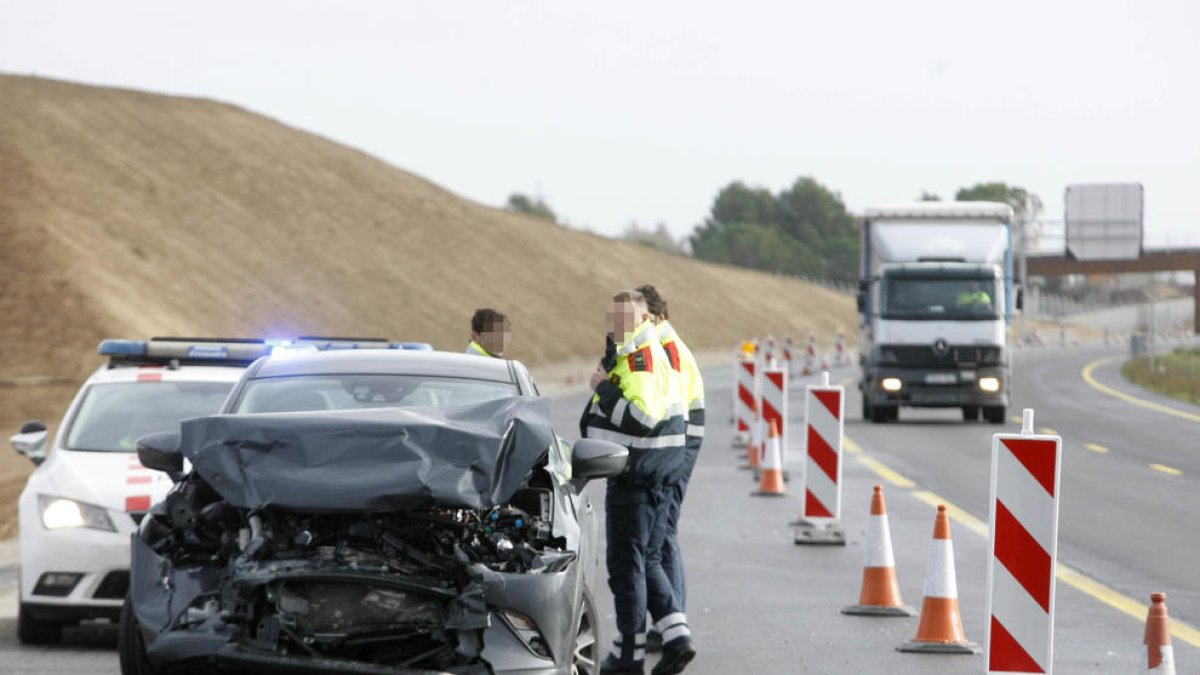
657;320;705;435
584;320;687;486
465;340;494;357
956;290;992;307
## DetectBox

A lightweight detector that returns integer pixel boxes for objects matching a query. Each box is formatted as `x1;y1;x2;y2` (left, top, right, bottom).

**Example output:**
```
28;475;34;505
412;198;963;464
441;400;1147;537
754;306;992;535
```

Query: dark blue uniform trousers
605;481;677;661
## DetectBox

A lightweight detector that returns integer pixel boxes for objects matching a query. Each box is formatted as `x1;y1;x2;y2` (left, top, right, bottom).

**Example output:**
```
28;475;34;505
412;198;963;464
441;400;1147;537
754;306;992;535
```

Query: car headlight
979;377;1001;393
881;377;903;392
39;496;116;532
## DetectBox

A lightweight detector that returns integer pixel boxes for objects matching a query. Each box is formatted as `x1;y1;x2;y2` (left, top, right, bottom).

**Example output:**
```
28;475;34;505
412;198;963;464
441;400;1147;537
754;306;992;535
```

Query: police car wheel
17;602;64;645
118;595;160;675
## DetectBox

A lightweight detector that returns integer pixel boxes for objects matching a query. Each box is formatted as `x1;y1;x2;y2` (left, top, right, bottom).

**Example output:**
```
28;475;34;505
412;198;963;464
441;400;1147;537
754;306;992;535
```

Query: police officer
465;308;510;357
634;285;704;653
585;290;696;675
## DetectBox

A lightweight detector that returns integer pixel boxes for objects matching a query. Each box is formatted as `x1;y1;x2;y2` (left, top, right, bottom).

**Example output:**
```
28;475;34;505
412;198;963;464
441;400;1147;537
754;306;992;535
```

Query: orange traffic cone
897;505;980;654
842;485;915;616
752;421;786;496
1145;592;1176;673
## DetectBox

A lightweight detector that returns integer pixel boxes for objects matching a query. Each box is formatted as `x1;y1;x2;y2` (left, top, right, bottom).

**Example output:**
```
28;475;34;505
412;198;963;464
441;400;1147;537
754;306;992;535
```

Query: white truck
857;202;1018;423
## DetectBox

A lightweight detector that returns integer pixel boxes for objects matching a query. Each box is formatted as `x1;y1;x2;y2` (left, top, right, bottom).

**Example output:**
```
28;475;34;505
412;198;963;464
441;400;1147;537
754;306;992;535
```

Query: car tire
983;406;1006;424
962;406;980;422
17;602;64;645
572;587;599;675
118;595;160;675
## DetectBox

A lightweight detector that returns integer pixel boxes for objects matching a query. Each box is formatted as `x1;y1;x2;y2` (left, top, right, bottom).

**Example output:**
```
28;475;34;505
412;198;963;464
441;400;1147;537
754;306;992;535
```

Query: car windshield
882;276;1000;321
65;381;234;452
233;374;520;413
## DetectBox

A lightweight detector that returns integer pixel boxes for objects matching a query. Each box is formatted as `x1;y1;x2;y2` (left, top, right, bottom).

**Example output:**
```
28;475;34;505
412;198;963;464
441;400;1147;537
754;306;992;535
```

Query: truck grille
882;345;1001;368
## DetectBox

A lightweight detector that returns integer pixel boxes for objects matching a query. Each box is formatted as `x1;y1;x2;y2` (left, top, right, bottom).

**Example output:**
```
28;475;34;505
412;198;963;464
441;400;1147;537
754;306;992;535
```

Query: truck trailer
857;202;1017;423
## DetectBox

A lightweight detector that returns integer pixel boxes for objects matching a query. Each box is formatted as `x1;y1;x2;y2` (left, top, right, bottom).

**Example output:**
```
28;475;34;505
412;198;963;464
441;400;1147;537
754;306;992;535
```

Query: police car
9;336;431;644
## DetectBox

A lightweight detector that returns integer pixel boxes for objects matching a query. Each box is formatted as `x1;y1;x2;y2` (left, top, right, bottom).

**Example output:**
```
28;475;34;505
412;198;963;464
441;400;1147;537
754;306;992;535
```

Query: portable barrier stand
733;344;757;450
793;372;845;545
985;409;1062;674
761;364;789;468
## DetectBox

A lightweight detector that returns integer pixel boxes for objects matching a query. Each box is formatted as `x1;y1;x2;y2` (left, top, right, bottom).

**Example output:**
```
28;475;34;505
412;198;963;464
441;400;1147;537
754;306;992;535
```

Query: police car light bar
98;337;434;367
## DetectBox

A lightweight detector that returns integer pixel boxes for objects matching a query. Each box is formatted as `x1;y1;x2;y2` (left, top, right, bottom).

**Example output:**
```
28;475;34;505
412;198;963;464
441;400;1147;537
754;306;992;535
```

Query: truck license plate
924;373;957;385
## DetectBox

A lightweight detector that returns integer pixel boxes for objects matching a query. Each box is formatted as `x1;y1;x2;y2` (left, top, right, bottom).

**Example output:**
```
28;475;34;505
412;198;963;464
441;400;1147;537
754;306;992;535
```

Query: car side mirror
137;432;184;481
571;439;628;489
11;420;48;466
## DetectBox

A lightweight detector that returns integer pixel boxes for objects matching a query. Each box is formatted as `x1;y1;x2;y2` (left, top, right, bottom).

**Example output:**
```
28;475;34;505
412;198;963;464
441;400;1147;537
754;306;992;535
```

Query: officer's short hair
611;290;648;315
471;308;508;334
634;285;668;320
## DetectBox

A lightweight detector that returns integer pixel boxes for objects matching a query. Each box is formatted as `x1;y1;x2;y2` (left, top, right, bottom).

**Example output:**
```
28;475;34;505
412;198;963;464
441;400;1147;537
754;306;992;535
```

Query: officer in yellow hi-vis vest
585;290;695;675
465;308;510;358
635;285;704;656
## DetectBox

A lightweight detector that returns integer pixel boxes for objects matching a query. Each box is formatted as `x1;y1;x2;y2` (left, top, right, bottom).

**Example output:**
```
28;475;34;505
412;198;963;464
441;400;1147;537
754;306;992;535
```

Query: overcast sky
3;1;1198;247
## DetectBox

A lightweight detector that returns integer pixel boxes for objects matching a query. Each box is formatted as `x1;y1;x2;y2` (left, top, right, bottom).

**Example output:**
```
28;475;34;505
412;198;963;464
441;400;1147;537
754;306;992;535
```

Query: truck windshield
66;381;234;452
882;277;1000;320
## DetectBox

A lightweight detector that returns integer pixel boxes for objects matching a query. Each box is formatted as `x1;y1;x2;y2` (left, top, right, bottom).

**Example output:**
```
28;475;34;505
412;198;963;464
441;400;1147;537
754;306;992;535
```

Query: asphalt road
2;343;1197;673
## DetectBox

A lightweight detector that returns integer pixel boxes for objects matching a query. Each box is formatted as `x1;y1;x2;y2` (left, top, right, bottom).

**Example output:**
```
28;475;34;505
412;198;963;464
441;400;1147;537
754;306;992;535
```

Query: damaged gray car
119;350;627;675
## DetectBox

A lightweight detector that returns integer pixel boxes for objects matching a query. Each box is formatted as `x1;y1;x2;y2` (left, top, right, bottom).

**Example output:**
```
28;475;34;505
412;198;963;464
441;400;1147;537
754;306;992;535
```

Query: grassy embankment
1122;347;1200;406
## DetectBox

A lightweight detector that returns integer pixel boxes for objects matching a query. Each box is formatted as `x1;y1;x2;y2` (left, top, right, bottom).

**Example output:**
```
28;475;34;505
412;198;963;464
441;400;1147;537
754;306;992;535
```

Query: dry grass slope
0;75;854;535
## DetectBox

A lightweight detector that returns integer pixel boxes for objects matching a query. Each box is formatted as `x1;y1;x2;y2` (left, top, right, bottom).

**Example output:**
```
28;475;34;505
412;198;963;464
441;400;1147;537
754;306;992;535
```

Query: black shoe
600;653;644;674
651;636;696;675
645;629;662;653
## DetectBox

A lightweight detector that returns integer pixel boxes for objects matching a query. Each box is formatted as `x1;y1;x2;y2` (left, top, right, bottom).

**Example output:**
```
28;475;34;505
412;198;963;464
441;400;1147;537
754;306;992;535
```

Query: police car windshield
233;374;519;413
65;381;234;452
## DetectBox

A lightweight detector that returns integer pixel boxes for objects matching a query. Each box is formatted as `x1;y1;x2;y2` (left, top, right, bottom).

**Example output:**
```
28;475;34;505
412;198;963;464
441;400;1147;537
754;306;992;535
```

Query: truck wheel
861;397;870;421
982;406;1006;424
962;406;979;422
17;602;64;645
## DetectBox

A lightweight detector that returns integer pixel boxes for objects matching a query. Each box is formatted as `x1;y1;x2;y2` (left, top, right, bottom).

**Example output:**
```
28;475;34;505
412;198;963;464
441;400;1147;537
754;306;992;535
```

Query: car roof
85;364;247;385
248;349;521;383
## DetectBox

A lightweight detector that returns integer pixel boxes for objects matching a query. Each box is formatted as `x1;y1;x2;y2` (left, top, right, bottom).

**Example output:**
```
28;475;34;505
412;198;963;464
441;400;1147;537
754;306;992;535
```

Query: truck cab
858;202;1015;423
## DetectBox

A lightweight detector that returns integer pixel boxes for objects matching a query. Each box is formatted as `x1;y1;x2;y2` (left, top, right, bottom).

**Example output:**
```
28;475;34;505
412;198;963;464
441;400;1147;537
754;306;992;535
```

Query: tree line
507;180;1040;283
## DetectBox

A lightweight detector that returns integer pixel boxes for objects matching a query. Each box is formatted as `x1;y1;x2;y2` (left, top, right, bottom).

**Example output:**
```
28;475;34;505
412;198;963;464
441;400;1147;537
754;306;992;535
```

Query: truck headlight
979;377;1001;393
881;377;903;392
39;496;116;532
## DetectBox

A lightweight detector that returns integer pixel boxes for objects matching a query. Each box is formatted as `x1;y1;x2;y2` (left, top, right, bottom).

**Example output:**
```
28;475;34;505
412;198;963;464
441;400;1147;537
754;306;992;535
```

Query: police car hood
178;396;555;513
44;449;173;514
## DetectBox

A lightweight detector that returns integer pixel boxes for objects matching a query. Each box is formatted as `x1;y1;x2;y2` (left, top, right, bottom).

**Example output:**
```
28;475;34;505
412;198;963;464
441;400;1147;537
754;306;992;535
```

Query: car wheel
17;602;64;645
118;595;160;675
983;405;1006;425
572;588;599;675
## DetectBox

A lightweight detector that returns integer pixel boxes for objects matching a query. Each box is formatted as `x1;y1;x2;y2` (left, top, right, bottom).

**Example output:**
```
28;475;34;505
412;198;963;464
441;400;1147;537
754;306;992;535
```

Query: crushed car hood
178;396;556;513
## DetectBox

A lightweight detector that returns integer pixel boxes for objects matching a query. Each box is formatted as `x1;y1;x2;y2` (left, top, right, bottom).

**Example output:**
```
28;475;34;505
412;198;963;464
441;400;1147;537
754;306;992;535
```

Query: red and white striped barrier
985;409;1062;674
803;332;816;376
761;364;788;467
835;331;847;366
782;335;795;375
794;372;845;545
734;351;757;450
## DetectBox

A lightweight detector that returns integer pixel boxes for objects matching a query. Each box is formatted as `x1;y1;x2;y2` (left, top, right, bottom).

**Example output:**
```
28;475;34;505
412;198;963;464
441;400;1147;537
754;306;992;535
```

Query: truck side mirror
137;432;184;481
856;292;866;312
570;439;628;490
11;420;49;466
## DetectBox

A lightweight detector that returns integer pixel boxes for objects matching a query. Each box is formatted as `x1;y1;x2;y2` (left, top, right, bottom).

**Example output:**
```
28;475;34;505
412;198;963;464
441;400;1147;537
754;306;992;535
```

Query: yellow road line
845;434;1200;648
1009;416;1023;425
1082;356;1200;424
1040;427;1058;435
1084;443;1110;454
1150;463;1183;476
843;436;863;455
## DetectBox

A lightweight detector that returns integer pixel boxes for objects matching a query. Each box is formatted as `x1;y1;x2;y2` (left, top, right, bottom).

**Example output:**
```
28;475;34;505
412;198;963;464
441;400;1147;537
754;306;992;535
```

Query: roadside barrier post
793;372;846;545
761;363;789;468
985;408;1062;674
734;343;757;451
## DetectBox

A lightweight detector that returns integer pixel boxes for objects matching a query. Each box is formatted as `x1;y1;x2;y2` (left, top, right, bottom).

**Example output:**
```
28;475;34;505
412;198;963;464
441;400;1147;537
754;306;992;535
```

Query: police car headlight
39;496;116;532
979;377;1001;393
